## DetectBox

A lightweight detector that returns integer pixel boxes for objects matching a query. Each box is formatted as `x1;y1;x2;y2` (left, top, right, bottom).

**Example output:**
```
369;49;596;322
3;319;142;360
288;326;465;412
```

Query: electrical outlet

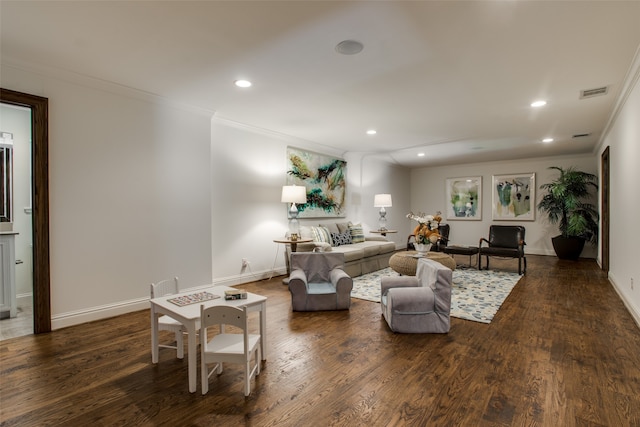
240;258;249;273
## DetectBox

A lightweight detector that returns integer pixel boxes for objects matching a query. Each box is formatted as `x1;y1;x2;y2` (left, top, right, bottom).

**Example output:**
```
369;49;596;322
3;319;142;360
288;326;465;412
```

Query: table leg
282;245;292;285
260;302;267;360
151;305;159;364
187;323;198;393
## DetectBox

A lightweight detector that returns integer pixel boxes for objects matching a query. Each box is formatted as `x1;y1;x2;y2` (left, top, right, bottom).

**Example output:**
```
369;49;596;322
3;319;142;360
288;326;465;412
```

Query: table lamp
374;193;392;231
281;185;307;237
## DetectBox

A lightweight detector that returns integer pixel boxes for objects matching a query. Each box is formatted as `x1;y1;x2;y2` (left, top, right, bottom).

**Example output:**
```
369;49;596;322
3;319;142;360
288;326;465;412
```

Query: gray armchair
381;258;452;333
288;253;353;311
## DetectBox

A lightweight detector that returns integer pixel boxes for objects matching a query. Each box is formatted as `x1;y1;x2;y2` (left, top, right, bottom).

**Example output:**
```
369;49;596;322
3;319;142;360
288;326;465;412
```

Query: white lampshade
374;194;392;207
281;185;307;204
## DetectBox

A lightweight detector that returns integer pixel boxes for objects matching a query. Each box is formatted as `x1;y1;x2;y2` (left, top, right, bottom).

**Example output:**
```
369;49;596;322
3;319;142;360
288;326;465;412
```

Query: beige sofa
289;222;397;277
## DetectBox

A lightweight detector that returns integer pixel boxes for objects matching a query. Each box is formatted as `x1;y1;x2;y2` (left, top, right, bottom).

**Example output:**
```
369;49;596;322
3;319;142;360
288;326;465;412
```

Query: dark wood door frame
601;146;610;273
0;88;51;334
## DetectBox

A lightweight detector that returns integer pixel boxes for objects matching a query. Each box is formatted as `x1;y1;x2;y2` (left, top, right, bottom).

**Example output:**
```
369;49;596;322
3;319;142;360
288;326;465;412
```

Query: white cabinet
0;232;17;318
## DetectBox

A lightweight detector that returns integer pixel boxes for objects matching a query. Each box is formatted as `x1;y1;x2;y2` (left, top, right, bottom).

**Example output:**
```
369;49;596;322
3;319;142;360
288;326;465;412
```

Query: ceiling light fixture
335;40;364;55
542;138;554;143
531;100;547;108
366;129;377;135
234;79;252;88
417;152;425;157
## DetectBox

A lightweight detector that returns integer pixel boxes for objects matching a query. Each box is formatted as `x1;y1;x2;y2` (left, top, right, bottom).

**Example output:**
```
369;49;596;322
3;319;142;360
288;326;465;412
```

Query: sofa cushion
348;222;365;243
299;226;314;240
329;246;365;263
323;223;340;234
331;230;352;247
336;222;350;234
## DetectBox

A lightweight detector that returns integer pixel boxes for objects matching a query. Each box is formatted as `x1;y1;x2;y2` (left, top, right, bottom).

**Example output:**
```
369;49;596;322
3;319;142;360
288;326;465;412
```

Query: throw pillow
336;222;350;234
348;222;365;243
310;226;332;244
331;230;352;247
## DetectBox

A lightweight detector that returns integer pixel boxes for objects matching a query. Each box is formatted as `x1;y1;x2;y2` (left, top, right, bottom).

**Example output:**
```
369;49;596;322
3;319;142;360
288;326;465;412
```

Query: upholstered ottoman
389;251;456;275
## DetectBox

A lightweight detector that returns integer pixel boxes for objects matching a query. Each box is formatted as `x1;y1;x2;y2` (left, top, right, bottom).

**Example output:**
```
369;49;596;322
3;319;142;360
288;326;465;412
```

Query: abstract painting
286;147;346;218
492;173;535;220
445;176;482;220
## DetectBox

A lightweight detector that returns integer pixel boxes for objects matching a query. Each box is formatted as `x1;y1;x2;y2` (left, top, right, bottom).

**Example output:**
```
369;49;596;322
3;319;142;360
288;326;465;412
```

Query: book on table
224;289;247;300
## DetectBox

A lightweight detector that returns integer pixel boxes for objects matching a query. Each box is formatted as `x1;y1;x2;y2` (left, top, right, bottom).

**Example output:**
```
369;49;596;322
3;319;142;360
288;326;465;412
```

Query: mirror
0;132;13;223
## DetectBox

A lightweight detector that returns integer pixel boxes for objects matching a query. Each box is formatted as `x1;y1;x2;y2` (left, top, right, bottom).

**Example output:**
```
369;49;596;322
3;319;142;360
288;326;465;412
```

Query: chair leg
175;331;184;359
201;360;208;395
244;360;251;396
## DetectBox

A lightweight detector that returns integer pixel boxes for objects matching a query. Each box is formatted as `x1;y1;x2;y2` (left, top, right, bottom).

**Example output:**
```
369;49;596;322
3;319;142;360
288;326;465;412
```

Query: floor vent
580;86;608;99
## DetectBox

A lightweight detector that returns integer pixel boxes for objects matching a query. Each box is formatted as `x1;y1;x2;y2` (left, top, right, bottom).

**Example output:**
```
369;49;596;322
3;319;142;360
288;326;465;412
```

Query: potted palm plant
537;166;599;259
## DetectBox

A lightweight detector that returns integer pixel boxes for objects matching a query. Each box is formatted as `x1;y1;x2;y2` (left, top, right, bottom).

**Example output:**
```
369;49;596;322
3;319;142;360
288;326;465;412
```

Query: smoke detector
335;40;364;55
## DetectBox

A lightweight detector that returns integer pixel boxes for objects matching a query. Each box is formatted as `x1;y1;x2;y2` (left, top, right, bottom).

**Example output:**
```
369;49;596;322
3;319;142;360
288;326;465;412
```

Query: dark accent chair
406;224;450;252
478;225;527;275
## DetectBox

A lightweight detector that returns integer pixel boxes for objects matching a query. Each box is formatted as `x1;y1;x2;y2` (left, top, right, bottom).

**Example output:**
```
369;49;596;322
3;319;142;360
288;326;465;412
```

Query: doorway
0;88;51;335
0;106;34;339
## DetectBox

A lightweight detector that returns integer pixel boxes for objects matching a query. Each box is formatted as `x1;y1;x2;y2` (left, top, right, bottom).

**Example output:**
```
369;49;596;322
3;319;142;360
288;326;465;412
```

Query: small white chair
150;277;190;359
200;304;261;396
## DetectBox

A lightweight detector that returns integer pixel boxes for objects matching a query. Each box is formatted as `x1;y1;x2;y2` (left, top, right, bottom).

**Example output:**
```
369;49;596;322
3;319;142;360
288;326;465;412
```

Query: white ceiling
2;1;640;167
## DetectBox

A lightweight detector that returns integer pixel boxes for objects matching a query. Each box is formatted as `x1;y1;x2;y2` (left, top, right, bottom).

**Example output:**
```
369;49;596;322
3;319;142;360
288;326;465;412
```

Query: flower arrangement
406;211;442;245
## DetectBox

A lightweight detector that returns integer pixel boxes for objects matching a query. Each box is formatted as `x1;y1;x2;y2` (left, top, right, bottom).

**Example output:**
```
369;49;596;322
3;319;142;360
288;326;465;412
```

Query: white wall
341;153;411;249
410;155;598;258
1;63;213;329
209;120;411;285
598;49;640;325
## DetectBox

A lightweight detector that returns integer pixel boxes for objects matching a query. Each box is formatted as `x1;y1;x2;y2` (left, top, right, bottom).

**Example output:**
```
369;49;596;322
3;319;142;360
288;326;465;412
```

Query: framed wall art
445;176;482;220
286;146;346;218
492;173;535;221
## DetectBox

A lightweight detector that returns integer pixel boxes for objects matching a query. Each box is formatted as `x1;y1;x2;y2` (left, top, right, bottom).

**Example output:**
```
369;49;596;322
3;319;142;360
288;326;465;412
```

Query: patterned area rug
351;267;522;324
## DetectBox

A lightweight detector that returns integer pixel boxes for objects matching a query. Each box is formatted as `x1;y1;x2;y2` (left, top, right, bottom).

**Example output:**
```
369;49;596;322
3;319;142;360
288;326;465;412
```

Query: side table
369;229;397;237
273;238;313;284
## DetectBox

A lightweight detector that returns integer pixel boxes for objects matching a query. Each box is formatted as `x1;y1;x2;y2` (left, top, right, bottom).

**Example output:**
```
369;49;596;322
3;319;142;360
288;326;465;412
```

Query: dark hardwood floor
1;255;639;426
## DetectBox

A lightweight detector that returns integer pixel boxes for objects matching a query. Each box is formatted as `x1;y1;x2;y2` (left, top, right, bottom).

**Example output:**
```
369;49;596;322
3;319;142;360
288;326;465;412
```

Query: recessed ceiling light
366;129;377;135
234;80;252;88
531;100;547;108
417;152;425;157
542;138;554;143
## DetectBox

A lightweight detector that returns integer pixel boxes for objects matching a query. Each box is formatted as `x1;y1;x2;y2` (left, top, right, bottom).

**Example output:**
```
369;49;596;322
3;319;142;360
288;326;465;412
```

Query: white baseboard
16;293;32;307
608;272;640;329
51;267;287;330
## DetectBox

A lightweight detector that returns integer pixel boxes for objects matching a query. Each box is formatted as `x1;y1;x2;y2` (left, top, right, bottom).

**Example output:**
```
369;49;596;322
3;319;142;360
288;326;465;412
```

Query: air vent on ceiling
580;86;608;99
572;133;591;138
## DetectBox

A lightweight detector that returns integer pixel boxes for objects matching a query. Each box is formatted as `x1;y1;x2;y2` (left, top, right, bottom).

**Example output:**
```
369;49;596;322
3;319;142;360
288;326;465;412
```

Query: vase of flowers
414;242;430;255
407;211;442;254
